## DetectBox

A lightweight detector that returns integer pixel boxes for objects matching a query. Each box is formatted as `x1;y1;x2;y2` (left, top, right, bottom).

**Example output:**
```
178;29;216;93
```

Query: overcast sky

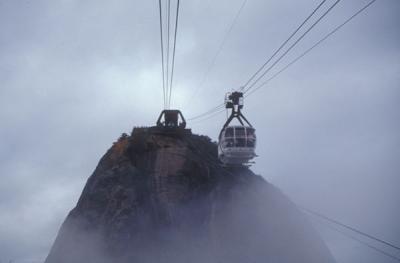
0;0;399;262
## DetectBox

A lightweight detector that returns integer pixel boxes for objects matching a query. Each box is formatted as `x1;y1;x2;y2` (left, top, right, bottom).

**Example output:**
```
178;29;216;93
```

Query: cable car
218;91;257;166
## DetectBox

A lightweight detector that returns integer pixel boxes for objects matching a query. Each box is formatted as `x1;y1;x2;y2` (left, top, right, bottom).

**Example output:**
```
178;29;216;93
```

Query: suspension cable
319;221;400;262
188;0;338;121
187;0;249;107
301;206;400;252
191;107;226;125
187;0;376;123
158;0;166;109
187;103;225;121
168;0;180;108
166;0;171;109
243;0;342;94
245;0;377;98
240;0;328;91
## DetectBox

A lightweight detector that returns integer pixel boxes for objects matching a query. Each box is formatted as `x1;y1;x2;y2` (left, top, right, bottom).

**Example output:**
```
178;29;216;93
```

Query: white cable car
218;91;257;166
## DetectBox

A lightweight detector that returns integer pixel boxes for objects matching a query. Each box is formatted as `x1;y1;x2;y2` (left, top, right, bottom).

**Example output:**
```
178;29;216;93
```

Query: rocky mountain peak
45;127;335;263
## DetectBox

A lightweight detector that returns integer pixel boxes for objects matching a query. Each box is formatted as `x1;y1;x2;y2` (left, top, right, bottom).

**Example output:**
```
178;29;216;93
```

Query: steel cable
240;0;328;91
166;0;171;108
168;0;180;108
158;0;167;108
187;0;249;106
243;0;342;94
301;205;400;252
245;0;377;98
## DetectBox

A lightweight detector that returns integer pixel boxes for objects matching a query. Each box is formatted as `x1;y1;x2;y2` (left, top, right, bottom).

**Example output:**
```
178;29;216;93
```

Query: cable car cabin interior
218;125;256;166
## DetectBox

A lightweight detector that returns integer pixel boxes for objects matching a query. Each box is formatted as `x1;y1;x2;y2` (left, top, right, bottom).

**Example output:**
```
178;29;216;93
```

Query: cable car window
247;139;255;147
235;138;246;147
246;128;255;136
225;138;234;147
225;128;234;137
235;127;245;137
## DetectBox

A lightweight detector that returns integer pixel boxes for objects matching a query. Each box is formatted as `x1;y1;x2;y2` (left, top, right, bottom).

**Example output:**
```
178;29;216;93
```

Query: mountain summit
45;127;335;263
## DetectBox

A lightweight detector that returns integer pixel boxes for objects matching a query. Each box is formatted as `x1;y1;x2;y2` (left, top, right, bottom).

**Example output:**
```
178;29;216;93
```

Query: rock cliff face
45;127;335;263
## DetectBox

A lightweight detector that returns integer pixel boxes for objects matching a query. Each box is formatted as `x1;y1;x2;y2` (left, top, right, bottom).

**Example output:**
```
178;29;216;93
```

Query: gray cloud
0;0;399;262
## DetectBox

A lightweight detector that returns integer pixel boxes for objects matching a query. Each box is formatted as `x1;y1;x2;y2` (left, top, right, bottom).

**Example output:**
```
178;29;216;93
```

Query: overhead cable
188;0;336;121
188;0;376;123
306;210;400;262
326;224;400;262
245;0;377;98
190;107;226;125
243;0;342;94
187;103;225;121
187;0;249;106
158;0;167;108
168;0;180;108
301;206;400;252
166;0;171;108
240;0;328;91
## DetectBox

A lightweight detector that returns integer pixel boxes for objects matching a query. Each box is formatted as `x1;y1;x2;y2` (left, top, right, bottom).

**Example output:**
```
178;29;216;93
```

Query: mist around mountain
45;127;335;263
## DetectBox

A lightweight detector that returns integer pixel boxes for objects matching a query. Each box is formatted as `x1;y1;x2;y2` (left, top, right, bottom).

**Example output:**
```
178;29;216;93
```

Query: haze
0;0;399;262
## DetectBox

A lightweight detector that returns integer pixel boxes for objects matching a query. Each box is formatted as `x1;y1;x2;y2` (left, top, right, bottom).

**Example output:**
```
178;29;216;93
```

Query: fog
44;163;336;263
0;0;399;262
